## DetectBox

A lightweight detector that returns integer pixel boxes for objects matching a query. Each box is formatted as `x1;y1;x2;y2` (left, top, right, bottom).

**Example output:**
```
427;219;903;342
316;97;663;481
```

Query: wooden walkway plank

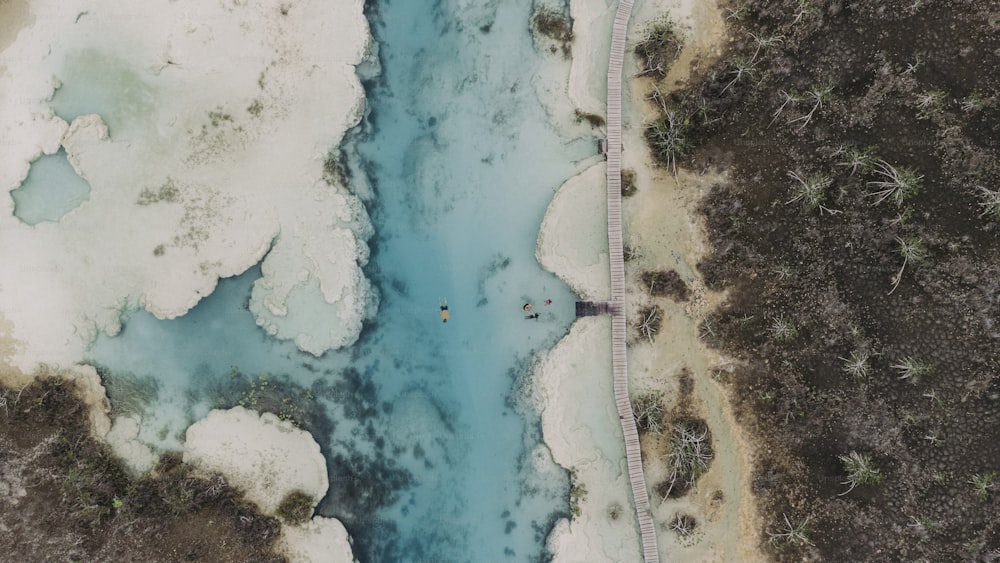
603;1;660;562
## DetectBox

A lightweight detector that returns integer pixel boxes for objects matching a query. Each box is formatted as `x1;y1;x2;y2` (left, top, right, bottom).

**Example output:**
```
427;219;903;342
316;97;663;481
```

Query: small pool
10;149;92;225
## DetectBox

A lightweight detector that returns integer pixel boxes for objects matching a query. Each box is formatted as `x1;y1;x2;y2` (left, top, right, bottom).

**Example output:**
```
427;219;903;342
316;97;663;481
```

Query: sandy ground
622;1;765;560
537;0;766;560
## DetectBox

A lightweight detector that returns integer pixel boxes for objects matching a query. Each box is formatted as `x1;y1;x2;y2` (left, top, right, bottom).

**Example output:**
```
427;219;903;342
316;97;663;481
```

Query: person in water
526;312;539;320
523;303;533;312
544;299;552;305
440;299;450;323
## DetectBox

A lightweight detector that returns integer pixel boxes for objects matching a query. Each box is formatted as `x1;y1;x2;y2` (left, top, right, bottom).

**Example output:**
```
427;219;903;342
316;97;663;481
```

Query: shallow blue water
10;150;91;225
90;0;597;560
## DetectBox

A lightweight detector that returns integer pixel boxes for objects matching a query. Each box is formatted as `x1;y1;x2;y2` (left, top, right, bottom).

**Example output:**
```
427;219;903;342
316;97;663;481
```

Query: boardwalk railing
605;1;660;562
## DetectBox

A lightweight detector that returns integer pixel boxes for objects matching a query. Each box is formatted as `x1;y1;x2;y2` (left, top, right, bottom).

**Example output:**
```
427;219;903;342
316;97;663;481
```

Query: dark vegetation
633;304;663;343
641;269;690;301
635;17;683;78
670;512;698;541
621;168;638;197
208;369;330;431
634;368;715;502
0;376;285;562
574;108;606;128
531;6;574;58
276;490;314;525
643;0;1000;559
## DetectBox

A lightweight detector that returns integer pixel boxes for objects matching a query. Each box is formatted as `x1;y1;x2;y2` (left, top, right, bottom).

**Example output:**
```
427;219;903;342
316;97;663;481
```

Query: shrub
635;306;663;343
275;490;315;525
632;392;665;434
662;419;713;498
635;18;682;78
574;109;605;128
621;169;637;197
670;513;698;538
645;111;689;172
640;270;690;300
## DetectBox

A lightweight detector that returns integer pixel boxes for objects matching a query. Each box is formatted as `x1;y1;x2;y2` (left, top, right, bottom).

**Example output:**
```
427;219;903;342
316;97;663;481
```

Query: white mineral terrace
0;0;374;372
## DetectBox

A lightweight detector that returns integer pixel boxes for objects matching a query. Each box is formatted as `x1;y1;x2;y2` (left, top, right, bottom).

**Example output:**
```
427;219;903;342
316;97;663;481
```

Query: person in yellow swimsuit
440;299;450;323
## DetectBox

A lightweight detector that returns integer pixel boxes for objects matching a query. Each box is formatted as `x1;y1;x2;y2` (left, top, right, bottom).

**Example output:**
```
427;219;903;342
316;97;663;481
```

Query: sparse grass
975;185;1000;220
768;513;814;547
891;355;934;380
720;55;757;95
786;171;835;213
726;1;748;21
866;160;923;207
788;83;833;130
838;451;884;495
769;315;798;342
969;471;997;501
749;32;784;61
890;236;927;294
840;350;871;380
960;91;985;112
835;145;878;176
914;90;946;118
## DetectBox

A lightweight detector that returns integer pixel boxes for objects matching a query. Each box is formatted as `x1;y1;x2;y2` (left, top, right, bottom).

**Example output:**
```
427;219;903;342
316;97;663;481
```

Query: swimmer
544;299;552;305
523;303;533;312
440;299;450;323
526;312;539;320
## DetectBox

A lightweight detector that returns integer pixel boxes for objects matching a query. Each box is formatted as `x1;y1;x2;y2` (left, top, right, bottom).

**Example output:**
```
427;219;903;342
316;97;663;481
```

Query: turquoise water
90;0;598;560
10;149;92;225
49;48;156;138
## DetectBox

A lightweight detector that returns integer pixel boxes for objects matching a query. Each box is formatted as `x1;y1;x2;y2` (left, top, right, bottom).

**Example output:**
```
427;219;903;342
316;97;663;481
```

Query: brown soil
0;376;286;562
644;0;1000;559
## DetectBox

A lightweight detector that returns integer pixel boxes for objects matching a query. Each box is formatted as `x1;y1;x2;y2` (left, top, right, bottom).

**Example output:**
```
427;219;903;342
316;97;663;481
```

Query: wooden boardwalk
605;1;660;562
575;301;617;317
